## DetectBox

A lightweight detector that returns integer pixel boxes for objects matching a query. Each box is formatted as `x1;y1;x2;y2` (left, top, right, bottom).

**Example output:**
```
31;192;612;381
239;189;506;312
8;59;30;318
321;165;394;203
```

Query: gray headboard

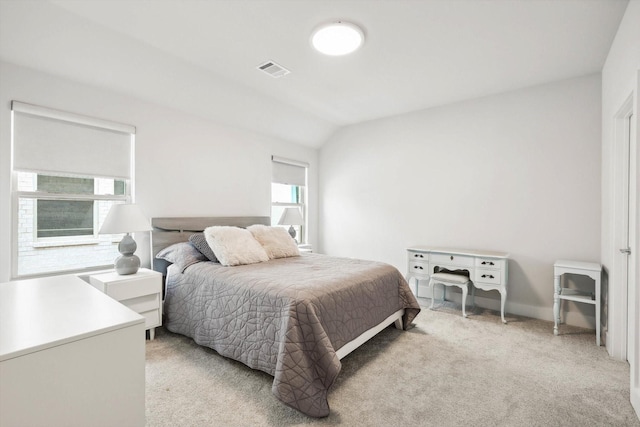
151;216;271;275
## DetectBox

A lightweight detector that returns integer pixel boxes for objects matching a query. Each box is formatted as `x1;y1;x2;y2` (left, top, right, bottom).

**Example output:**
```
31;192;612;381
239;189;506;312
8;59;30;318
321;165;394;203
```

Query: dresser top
407;246;509;259
0;275;144;361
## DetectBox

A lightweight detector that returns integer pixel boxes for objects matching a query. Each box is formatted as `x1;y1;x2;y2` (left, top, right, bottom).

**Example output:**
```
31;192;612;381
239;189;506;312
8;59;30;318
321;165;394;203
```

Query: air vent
257;60;290;78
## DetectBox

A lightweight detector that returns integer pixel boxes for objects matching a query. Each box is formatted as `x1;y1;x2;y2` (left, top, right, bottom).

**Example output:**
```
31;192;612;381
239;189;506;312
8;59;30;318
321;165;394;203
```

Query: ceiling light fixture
311;21;364;56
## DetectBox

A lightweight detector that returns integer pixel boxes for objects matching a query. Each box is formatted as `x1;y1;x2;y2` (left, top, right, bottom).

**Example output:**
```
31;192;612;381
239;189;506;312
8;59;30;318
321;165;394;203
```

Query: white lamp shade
278;207;304;226
99;204;153;234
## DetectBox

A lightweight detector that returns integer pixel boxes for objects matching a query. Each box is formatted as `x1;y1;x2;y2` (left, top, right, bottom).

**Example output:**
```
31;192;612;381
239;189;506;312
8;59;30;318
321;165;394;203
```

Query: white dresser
0;275;146;427
407;246;510;323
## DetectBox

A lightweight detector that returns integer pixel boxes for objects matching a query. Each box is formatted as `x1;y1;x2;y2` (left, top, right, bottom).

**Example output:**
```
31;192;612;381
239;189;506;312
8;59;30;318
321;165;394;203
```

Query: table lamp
278;207;304;242
99;203;153;275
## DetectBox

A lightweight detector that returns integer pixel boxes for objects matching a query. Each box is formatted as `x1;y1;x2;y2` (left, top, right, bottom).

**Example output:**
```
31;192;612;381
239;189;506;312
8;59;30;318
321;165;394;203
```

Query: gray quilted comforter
163;253;420;417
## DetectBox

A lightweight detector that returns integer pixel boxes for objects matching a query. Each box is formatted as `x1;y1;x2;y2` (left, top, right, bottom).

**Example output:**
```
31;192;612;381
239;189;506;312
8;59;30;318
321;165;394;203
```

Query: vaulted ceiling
0;0;628;147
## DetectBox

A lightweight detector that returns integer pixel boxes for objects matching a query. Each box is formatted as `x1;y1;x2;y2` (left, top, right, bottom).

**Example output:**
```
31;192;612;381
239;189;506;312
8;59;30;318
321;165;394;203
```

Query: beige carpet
145;299;639;426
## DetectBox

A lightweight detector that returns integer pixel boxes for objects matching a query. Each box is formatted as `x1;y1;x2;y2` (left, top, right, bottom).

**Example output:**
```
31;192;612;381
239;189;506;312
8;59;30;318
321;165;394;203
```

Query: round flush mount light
311;21;365;56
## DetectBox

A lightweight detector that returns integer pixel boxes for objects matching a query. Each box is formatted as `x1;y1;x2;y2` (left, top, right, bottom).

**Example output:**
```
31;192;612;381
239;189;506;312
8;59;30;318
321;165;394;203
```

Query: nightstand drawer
140;309;161;329
121;294;160;314
98;276;160;301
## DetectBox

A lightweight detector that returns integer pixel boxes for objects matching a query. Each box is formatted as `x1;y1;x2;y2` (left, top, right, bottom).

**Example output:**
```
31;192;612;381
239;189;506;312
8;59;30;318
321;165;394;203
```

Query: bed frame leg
394;317;403;330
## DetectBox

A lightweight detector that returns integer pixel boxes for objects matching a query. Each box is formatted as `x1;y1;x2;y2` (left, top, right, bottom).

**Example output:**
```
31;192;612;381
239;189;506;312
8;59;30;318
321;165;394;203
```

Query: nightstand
553;260;601;346
298;244;313;253
89;268;162;340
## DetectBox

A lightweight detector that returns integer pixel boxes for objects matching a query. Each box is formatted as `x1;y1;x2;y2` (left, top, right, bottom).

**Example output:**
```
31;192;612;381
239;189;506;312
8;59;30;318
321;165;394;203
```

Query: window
271;156;308;244
18;173;126;240
11;101;135;278
34;175;124;239
38;199;94;238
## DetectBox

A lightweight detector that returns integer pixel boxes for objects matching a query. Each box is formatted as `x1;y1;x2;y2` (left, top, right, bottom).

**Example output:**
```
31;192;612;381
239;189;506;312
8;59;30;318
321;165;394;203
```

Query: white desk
553;260;601;346
0;275;146;426
407;247;510;323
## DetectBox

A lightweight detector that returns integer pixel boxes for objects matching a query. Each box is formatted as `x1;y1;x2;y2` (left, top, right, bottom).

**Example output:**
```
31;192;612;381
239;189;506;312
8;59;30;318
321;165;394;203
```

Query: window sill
32;239;102;248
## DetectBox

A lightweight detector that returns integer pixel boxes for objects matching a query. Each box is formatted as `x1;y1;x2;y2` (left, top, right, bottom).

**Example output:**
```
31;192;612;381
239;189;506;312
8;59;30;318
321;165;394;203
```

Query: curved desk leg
500;288;507;324
461;284;468;318
470;284;476;308
553;273;560;336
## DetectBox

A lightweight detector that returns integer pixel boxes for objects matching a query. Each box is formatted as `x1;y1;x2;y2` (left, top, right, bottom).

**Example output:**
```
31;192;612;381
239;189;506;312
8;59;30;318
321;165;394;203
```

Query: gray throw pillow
189;233;218;263
156;242;207;272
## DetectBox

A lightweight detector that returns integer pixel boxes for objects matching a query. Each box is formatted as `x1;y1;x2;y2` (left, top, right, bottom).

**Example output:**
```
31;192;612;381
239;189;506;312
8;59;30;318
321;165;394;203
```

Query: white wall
0;61;318;282
319;74;602;327
601;0;640;414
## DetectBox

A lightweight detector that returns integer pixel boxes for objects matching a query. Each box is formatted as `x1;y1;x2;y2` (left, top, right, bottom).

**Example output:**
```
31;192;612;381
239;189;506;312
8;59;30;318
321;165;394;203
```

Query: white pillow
247;225;300;259
203;226;269;266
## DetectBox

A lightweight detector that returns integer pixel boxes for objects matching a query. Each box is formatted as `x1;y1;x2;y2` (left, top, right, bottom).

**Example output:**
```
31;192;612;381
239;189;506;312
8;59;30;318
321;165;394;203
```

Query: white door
628;107;640;417
622;112;633;360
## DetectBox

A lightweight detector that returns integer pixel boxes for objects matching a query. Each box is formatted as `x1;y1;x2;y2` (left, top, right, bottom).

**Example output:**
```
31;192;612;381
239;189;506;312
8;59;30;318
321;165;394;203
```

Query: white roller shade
272;156;308;186
12;101;135;179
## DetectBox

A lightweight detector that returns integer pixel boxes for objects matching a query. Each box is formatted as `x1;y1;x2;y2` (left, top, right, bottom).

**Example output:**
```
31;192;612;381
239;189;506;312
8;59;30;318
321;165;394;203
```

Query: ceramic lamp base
114;254;141;275
114;233;140;275
288;225;299;244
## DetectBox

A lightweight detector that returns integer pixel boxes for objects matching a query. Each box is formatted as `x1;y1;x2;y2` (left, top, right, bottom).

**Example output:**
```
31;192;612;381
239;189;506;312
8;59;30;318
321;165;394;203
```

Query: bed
151;216;420;417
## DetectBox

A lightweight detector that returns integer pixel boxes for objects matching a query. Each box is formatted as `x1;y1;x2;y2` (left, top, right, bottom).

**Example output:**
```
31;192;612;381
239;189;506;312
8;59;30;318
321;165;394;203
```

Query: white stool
553;260;602;346
429;272;473;318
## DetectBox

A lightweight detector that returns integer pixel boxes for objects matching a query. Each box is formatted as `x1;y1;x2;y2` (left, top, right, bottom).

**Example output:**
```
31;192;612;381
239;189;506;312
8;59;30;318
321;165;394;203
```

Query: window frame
271;156;308;244
10;101;136;279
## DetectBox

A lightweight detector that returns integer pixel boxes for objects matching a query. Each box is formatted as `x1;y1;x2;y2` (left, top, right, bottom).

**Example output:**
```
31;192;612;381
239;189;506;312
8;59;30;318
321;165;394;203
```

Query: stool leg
429;279;436;310
461;284;468;318
470;283;476;308
553;273;560;336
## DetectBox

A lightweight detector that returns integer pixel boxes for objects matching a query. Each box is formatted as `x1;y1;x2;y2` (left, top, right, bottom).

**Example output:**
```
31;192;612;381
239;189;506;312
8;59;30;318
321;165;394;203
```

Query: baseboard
415;282;596;330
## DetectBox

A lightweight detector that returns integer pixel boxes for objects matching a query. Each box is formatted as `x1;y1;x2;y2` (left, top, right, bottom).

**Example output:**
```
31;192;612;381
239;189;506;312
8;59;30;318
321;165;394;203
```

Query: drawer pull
450;256;454;261
481;274;495;279
414;266;424;270
481;261;495;266
414;254;424;258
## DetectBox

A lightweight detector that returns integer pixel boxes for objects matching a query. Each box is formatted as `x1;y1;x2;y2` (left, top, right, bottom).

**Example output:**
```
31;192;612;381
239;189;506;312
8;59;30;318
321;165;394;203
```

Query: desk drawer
431;253;474;267
408;251;428;261
474;269;502;285
409;261;429;276
475;258;505;269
